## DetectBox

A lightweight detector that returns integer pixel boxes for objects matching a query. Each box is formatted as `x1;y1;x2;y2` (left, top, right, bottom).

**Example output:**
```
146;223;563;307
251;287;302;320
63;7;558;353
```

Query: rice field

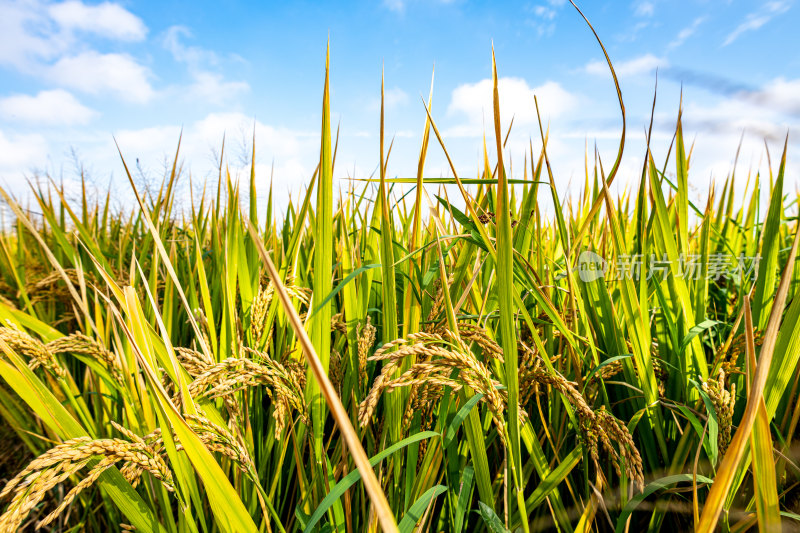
0;27;798;533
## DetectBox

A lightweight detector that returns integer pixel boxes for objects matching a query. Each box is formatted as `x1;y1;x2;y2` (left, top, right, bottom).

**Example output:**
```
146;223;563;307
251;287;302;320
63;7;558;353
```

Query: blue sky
0;0;798;211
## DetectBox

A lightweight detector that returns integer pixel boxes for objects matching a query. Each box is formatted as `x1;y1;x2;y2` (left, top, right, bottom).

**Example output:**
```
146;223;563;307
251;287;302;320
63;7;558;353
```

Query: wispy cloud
383;0;405;12
164;26;219;67
382;0;456;13
585;54;666;77
163;25;250;105
662;67;753;97
370;87;409;111
682;93;796;143
614;21;651;43
658;68;800;118
723;1;791;46
667;16;705;50
186;72;249;106
655;75;799;141
524;0;567;38
533;4;558;20
632;0;655;17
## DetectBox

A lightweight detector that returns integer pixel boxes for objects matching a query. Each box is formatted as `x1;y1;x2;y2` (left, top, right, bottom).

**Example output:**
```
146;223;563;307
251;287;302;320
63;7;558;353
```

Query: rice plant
0;21;798;533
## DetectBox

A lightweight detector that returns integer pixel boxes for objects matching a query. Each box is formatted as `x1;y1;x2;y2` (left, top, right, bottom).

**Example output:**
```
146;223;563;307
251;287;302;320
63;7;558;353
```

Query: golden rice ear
0;436;174;532
0;324;67;378
47;333;122;381
184;355;308;439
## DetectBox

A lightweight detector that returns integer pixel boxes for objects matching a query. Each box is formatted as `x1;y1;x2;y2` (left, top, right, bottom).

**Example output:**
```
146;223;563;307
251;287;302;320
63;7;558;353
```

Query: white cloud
113;125;181;156
164;26;217;67
163;25;250;105
688;107;787;144
187;72;249;105
104;113;320;213
0;0;64;68
667;17;705;50
446;77;576;137
383;0;405;12
48;1;147;41
0;0;148;69
48;51;155;103
534;5;557;20
613;21;652;44
370;87;409;111
633;0;655;17
676;78;800;139
525;0;566;37
193;113;310;158
748;78;800;115
382;0;455;12
0;89;96;125
385;87;409;109
112;113;316;184
723;1;791;46
0;130;48;176
0;2;155;104
585;54;666;77
665;78;800;188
